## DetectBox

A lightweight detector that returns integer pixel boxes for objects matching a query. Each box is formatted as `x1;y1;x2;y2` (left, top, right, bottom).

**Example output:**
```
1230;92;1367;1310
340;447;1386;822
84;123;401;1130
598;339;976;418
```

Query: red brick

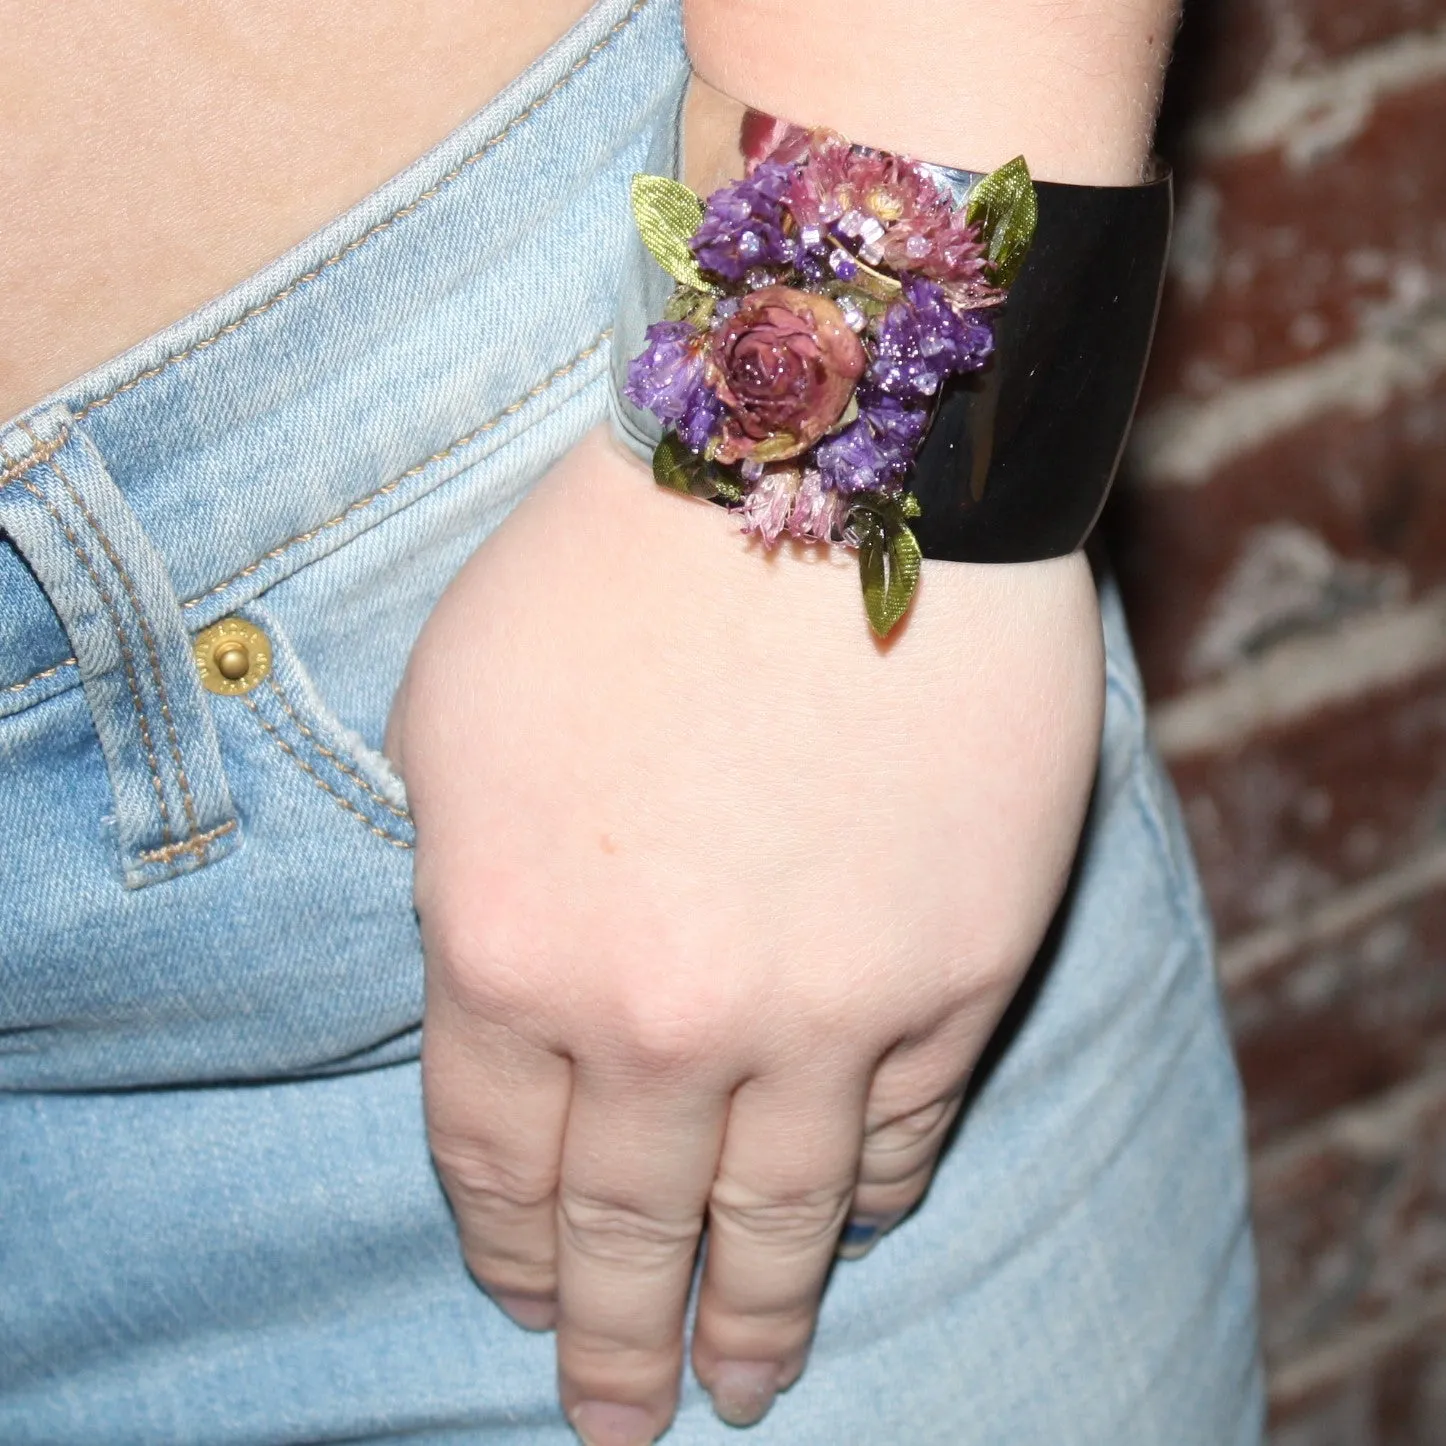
1226;883;1446;1145
1159;0;1445;134
1108;374;1446;701
1271;1318;1446;1446
1251;1071;1446;1362
1145;79;1446;405
1165;665;1446;937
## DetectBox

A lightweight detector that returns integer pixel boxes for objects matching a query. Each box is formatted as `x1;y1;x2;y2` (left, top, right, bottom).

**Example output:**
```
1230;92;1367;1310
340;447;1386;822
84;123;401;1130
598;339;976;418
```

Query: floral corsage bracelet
624;114;1039;636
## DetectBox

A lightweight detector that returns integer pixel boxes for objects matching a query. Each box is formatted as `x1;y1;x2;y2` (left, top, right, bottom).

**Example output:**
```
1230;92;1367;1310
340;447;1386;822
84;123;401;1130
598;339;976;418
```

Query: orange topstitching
3;332;608;701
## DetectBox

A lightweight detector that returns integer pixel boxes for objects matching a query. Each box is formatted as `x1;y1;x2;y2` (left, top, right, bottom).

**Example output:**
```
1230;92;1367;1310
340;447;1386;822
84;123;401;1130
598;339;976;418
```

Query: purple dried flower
691;162;799;282
813;417;892;494
814;392;929;494
624;320;722;453
868;279;994;404
625;320;705;419
677;384;724;453
863;391;932;454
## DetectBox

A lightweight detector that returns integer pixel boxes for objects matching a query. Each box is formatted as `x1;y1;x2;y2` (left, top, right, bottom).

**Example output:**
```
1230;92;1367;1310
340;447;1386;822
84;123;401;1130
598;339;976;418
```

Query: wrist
683;0;1179;185
588;428;1096;656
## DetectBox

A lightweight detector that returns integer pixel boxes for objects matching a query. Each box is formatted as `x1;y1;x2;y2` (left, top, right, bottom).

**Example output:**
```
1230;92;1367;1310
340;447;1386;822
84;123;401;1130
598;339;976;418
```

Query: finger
555;1068;726;1446
841;1089;964;1259
424;978;571;1330
691;1071;866;1428
841;1024;976;1259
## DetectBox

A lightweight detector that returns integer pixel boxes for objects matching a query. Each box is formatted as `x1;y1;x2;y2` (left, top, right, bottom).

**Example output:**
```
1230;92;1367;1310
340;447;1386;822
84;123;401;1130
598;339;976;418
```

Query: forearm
684;0;1179;184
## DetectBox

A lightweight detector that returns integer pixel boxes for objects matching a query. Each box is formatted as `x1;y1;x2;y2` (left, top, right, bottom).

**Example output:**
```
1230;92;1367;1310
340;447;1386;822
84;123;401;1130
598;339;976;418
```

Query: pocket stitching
3;335;608;706
264;675;410;823
240;693;413;850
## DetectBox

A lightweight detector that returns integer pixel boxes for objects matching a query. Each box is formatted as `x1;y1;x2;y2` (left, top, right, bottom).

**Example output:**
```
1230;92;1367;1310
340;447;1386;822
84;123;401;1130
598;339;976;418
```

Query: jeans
0;0;1264;1438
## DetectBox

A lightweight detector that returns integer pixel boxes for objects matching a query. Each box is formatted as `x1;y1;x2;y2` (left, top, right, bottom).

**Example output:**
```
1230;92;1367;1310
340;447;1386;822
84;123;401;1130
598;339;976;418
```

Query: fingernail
491;1292;557;1332
837;1219;881;1260
710;1360;779;1427
569;1400;655;1446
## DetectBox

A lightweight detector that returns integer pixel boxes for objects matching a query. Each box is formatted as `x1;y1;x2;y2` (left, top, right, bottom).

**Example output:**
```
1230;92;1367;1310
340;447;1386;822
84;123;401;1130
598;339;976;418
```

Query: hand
388;426;1103;1444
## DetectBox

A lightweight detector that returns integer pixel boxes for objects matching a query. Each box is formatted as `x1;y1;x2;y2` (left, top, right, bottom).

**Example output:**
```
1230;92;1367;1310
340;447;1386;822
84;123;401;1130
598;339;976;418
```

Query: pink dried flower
737;467;800;546
787;469;852;543
740;111;816;174
786;132;989;284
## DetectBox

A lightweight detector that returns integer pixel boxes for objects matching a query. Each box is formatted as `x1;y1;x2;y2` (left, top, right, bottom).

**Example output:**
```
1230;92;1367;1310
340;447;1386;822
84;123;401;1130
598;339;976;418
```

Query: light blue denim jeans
0;0;1264;1439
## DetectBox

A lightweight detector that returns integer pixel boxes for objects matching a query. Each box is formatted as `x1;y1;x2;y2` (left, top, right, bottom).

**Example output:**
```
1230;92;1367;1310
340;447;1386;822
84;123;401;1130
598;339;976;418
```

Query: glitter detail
691;162;799;282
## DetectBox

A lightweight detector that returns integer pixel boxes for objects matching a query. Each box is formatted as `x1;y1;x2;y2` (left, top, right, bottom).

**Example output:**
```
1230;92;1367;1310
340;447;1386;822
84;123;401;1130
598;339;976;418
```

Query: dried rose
740;111;816;175
706;287;866;463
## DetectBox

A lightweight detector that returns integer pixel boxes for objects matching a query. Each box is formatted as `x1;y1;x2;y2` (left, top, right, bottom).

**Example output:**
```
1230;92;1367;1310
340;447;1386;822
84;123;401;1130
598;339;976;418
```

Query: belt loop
0;404;240;886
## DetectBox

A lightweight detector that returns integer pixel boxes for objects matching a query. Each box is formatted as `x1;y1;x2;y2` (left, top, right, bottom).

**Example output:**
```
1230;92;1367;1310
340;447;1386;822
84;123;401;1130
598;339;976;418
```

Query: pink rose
706;287;866;464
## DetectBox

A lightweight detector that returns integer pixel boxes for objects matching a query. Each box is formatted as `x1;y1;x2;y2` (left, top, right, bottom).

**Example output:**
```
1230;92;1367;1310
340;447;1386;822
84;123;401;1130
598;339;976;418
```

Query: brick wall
1108;1;1446;1439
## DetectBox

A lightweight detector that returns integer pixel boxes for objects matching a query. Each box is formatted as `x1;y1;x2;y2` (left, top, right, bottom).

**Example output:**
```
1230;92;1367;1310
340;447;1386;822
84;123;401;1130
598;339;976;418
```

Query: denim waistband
0;0;687;715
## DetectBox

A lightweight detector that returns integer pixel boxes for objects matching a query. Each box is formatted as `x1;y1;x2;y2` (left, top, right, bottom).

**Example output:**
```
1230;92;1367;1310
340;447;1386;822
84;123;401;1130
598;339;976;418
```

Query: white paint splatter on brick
1193;23;1446;168
1268;1248;1446;1408
1188;522;1408;681
1151;585;1446;758
1219;840;1446;988
1130;307;1446;486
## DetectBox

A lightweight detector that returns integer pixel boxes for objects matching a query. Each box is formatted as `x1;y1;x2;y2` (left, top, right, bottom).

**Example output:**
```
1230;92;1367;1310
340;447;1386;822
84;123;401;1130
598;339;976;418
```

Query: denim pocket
0;593;424;1092
224;600;415;854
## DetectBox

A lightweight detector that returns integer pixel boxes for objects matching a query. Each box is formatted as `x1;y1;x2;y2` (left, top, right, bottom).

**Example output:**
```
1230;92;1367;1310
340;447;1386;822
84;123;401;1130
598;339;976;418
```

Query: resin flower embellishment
707;287;866;462
625;114;1038;636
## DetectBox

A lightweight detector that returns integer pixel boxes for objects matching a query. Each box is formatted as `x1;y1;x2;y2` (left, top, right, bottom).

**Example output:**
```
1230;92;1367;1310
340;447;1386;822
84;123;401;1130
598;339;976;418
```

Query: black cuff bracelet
609;107;1173;633
895;164;1171;563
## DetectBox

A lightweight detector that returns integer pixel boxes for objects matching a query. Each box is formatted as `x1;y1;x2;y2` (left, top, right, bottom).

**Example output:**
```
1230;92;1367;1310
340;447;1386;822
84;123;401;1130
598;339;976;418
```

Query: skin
393;438;1104;1445
6;1;1178;1442
0;0;594;420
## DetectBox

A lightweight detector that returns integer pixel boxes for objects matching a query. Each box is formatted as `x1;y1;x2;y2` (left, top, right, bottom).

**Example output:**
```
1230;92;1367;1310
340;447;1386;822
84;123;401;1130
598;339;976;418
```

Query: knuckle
873;1095;957;1150
708;1177;850;1250
608;991;724;1076
430;1131;556;1214
418;879;551;1022
460;1242;556;1299
851;1172;931;1220
558;1188;700;1266
858;1098;958;1186
430;922;548;1028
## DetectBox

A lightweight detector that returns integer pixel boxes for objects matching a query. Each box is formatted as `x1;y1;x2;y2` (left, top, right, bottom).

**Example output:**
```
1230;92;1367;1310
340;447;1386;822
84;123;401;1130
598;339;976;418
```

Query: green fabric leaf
853;506;922;637
708;466;745;504
824;283;890;319
964;156;1038;288
652;434;705;495
663;286;718;327
653;436;745;502
746;434;805;464
630;175;719;293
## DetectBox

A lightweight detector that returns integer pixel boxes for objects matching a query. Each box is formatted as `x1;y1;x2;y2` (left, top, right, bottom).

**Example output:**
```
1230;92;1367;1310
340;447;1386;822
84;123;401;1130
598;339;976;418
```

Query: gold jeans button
194;617;272;695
